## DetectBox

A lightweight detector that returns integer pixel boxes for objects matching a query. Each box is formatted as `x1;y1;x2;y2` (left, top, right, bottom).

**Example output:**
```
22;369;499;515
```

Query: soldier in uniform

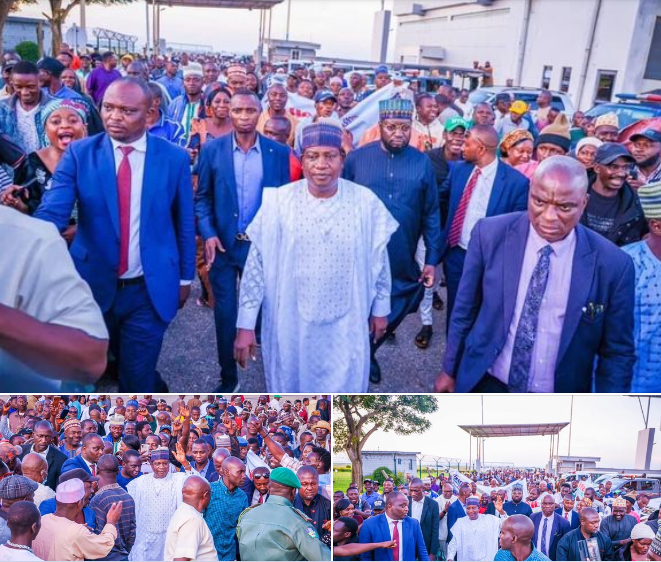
236;467;331;561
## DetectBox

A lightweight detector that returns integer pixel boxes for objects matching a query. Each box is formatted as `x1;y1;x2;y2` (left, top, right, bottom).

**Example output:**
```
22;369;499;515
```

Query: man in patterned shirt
495;515;551;561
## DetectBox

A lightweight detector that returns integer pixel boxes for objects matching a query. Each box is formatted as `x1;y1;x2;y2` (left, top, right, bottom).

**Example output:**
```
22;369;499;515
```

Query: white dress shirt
111;134;147;280
491;225;576;391
82;456;97;475
385;514;405;562
459;158;499;250
410;497;425;522
536;514;554;557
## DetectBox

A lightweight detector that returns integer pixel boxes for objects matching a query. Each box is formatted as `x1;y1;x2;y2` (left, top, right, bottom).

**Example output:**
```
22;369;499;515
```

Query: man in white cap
599;496;637;556
168;61;204;142
127;445;198;561
33;478;121;561
594;113;620;143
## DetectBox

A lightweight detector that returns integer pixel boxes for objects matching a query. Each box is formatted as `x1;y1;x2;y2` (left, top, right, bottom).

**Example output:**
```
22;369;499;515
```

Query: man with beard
127;445;197;561
504;484;534;517
257;83;297;146
599;497;637;555
447;496;507;562
344;98;441;384
7;396;28;434
204;456;249;560
103;415;125;454
59;418;83;459
168;62;204;143
629;129;661;188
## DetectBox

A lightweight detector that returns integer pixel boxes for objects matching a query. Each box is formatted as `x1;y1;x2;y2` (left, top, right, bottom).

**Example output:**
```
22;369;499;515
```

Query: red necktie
258;494;264;504
564;512;568;520
447;167;482;247
392;521;399;561
91;464;97;476
117;146;134;277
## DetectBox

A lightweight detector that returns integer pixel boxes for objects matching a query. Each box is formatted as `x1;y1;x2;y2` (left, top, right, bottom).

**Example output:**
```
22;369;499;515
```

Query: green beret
270;467;301;489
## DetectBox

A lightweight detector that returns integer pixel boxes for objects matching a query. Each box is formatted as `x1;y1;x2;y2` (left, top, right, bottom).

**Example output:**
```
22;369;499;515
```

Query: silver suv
468;86;576;119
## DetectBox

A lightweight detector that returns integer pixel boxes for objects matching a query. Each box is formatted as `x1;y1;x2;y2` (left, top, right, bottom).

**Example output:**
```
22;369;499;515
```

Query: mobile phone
58;408;69;420
629;169;639;181
140;443;149;455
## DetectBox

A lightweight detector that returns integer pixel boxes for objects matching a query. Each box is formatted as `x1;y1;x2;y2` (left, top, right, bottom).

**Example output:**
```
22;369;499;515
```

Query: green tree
3;1;137;56
14;40;39;62
333;395;438;488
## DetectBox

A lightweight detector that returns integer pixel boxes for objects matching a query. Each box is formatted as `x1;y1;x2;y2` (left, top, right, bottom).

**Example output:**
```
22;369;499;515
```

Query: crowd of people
1;39;660;393
333;468;661;561
0;394;332;561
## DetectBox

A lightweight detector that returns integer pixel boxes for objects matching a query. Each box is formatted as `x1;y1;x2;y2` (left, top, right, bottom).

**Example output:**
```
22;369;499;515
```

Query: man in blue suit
61;433;105;476
439;124;529;324
446;483;470;542
531;493;571;560
556;495;580;530
435;156;635;393
195;89;290;392
35;77;195;392
360;491;430;561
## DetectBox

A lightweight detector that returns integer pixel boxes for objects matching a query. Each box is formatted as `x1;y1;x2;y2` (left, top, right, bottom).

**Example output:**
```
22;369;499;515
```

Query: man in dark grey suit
18;420;66;490
409;478;440;559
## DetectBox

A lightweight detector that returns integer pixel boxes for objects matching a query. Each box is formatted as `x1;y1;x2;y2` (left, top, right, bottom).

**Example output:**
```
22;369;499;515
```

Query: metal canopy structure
459;423;570;474
459;423;570;439
152;0;282;7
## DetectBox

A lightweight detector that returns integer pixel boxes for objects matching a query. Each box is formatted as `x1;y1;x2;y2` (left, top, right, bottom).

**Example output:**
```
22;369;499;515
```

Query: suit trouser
438;539;448;560
442;246;467;331
104;281;169;392
415;238;433;326
209;241;250;385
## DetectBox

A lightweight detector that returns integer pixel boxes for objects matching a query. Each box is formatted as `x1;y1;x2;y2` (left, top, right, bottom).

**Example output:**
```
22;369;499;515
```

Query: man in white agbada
446;495;507;561
233;119;398;392
127;444;199;561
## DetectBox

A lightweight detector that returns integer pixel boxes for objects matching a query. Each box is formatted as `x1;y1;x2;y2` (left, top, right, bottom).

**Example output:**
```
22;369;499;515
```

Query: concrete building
362;450;420;477
3;16;52;56
392;0;661;109
265;39;320;63
556;455;601;473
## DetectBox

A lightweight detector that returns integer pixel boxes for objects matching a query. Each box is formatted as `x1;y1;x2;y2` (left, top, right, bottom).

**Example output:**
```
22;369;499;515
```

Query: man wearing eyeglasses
580;143;648;246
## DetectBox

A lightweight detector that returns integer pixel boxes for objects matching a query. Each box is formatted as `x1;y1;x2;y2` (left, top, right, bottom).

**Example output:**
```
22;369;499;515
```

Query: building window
560;67;572;93
290;48;300;60
409;460;413;470
645;17;661;80
541;65;553;89
575;462;583;471
397;458;401;465
595;71;617;103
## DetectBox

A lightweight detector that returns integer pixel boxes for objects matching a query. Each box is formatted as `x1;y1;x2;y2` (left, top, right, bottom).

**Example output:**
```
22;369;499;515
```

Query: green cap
270;467;301;489
445;116;469;133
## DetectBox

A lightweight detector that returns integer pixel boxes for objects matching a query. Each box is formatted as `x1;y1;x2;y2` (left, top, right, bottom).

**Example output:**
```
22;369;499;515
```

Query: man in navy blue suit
439;124;529;325
556;495;580;530
35;77;195;392
360;491;430;561
195;89;290;392
531;493;571;560
435;156;635;393
61;433;105;476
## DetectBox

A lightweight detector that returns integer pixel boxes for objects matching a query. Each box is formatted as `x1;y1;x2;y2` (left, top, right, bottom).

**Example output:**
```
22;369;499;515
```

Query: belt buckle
236;233;250;242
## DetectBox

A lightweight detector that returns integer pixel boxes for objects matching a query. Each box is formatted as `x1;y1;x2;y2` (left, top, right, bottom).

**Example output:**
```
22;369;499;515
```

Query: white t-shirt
164;503;218;561
0;207;109;391
0;545;43;561
15;103;40;152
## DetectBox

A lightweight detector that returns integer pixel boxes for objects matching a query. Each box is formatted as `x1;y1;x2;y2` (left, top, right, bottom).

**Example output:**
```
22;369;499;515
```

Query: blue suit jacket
35;133;196;323
359;514;429;561
194;132;291;257
443;212;635;392
439;160;529;257
555;508;580;530
446;499;466;542
61;454;92;476
531;511;571;560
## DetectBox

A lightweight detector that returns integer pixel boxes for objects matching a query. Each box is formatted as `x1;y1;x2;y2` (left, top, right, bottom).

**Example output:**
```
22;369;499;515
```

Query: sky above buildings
334;395;661;470
15;0;394;59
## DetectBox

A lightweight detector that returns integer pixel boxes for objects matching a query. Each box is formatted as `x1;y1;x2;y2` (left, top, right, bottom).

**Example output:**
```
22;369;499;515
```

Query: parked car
468;86;575;119
584;93;661;129
606;477;661;499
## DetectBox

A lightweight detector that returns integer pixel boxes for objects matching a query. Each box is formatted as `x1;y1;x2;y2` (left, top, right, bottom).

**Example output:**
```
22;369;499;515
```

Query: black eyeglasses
253;474;270;480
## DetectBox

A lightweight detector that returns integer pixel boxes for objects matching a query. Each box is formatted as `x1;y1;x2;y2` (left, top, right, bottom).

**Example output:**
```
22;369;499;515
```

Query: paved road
100;281;447;393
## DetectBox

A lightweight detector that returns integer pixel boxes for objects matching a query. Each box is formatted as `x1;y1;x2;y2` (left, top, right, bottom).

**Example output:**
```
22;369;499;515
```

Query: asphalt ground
98;280;447;393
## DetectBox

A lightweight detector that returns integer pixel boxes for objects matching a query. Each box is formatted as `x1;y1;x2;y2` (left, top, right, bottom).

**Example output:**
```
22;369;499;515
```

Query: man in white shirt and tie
531;493;571;560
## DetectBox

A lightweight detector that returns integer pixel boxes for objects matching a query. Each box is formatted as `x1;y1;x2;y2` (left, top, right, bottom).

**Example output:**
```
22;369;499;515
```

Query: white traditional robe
237;178;398;392
127;470;197;561
447;513;507;562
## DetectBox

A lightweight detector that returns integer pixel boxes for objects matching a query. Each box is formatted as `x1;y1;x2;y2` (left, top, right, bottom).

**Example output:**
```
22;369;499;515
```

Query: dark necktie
508;245;553;392
541;517;548;556
447;168;481;247
392;521;399;561
117;146;134;277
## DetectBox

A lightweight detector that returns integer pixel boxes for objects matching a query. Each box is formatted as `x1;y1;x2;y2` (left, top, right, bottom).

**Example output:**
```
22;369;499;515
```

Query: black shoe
214;381;240;394
369;359;381;384
432;291;444;311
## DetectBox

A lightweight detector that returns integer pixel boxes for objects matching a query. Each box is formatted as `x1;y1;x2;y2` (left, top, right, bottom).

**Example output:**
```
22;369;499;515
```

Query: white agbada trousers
237;179;398;392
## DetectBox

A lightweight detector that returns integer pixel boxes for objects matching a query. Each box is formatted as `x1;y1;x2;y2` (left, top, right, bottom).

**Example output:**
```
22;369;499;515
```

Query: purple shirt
491;225;576;392
86;67;122;105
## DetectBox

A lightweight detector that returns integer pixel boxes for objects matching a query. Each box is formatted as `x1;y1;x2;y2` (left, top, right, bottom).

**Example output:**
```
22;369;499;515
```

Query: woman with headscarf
334;498;364;528
616;522;655;560
499;129;534;167
0;99;87;241
574;136;603;180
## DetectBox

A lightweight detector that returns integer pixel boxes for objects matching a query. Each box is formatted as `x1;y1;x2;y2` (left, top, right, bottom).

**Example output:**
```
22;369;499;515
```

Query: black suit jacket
19;444;66;490
531;511;571;560
409;496;440;556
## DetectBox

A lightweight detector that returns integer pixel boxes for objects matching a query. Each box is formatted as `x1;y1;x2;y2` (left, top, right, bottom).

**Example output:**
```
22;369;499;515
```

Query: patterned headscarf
40;99;88;147
499;129;533;155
